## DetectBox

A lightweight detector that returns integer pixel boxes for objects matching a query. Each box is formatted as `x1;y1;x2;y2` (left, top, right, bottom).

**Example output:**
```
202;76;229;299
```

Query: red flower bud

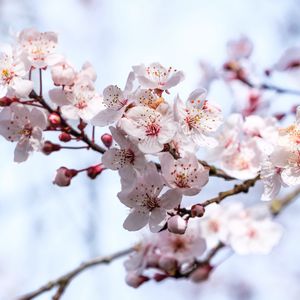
125;273;149;288
0;97;13;107
189;263;213;283
53;167;78;187
59;132;72;142
153;273;169;282
191;204;205;218
48;113;61;126
42;141;61;155
101;133;113;148
87;164;104;179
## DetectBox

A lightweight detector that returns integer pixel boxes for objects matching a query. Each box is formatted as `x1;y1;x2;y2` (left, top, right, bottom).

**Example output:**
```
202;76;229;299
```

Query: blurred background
1;0;300;299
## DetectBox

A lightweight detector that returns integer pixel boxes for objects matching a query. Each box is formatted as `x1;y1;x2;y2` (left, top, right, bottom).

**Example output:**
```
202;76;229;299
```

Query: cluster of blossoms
124;202;282;288
0;29;298;290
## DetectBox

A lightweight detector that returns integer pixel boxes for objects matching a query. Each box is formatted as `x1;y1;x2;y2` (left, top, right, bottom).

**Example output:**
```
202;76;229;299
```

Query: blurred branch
270;186;300;216
238;77;300;96
17;247;134;300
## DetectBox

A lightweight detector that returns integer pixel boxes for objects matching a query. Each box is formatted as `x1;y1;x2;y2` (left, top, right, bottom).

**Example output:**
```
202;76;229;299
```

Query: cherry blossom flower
132;63;184;90
157;221;206;263
119;105;177;154
49;78;103;121
159;152;209;196
227;36;253;60
18;28;62;68
117;163;182;232
201;203;283;254
91;72;135;126
228;218;283;255
174;88;223;148
102;126;146;171
0;45;33;98
0;103;47;162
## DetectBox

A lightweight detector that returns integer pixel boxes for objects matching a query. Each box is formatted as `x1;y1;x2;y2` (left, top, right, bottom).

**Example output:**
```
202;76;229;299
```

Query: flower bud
146;253;160;268
191;204;205;218
51;61;76;86
0;97;13;107
125;272;149;288
153;273;168;282
42;141;61;155
53;167;78;187
101;133;113;148
59;132;72;142
189;263;213;283
158;255;177;274
87;164;104;179
167;215;187;234
48;113;61;126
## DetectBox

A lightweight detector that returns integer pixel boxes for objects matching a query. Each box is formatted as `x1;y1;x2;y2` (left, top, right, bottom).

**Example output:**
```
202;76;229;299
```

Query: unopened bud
59;132;72;142
87;164;104;179
189;263;213;283
42;141;61;155
48;113;61;126
53;167;78;187
167;215;187;234
158;255;178;274
0;97;13;107
125;272;149;288
191;204;205;218
101;133;113;148
153;273;169;282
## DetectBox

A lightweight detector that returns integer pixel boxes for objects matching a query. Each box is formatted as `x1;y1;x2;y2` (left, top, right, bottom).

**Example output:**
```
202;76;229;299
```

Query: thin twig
17;247;134;300
179;175;260;216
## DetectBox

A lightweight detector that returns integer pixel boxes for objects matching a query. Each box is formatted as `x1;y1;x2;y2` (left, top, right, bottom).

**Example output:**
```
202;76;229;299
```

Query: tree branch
17;247;134;300
179;175;260;216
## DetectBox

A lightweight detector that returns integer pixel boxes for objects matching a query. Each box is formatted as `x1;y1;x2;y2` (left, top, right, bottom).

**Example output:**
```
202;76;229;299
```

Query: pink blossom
18;28;62;68
0;45;33;98
159;152;209;196
0;103;47;162
119;105;177;154
132;63;184;90
174;88;223;148
118;163;182;232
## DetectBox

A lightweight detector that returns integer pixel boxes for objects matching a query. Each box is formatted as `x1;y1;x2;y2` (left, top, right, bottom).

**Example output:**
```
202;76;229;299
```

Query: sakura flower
159;152;209;196
92;73;134;126
0;45;33;98
174;88;223;148
228;218;283;255
18;28;62;68
119;105;177;154
157;221;206;263
221;140;262;180
49;78;103;121
132;63;184;90
117;163;182;232
0;103;47;162
102;126;146;171
227;36;253;60
200;203;244;247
